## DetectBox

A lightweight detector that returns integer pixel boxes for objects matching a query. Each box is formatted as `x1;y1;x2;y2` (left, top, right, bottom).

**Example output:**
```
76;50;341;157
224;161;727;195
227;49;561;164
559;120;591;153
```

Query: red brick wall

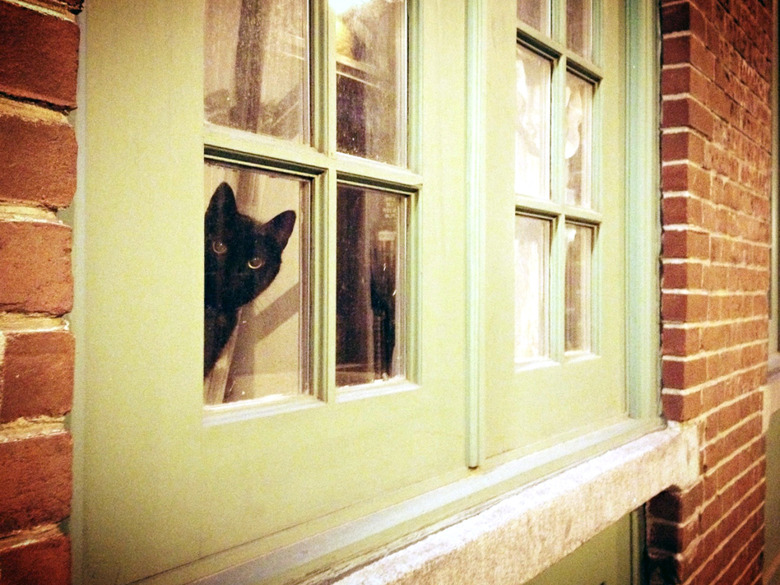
648;0;773;581
0;1;82;584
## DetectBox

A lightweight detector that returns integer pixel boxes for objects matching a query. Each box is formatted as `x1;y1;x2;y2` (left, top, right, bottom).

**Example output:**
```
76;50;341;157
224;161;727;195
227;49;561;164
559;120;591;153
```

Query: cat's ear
206;182;239;224
266;210;297;250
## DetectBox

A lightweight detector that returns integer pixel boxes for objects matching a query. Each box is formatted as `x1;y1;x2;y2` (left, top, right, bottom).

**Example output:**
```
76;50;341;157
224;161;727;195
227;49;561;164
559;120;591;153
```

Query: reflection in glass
515;215;550;362
516;46;552;200
565;224;592;353
336;0;407;165
517;0;550;34
565;73;593;207
204;0;309;142
337;185;407;387
204;162;309;405
566;0;592;58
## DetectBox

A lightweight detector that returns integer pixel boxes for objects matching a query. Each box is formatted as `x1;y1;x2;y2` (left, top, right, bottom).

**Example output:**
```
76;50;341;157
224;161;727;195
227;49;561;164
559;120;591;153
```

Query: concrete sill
329;423;699;585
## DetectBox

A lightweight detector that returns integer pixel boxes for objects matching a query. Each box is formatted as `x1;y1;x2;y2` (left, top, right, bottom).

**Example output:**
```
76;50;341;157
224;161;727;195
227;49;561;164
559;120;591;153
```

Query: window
78;0;659;582
479;0;660;463
203;0;412;404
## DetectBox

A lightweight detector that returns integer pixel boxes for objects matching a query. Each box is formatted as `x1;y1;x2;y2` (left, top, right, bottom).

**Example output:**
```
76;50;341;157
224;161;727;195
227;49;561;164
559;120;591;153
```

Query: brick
0;107;77;209
662;229;710;259
662;131;706;163
648;516;700;552
0;432;71;534
662;195;703;225
662;65;711;100
0;329;74;422
0;528;70;585
0;220;73;315
663;97;715;138
662;162;711;197
662;261;703;288
662;325;701;355
663;356;707;389
702;263;728;290
661;2;708;38
0;3;79;109
662;34;716;79
700;323;731;351
662;389;703;420
662;291;709;321
648;483;703;522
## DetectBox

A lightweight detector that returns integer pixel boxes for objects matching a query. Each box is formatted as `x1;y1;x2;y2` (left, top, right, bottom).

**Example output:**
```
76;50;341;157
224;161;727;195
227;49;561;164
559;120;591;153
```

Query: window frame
73;0;662;582
201;0;424;417
472;0;662;469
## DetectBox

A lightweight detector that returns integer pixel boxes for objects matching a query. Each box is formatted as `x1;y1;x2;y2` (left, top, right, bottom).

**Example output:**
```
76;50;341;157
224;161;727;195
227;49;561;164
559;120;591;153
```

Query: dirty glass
335;0;407;165
204;0;309;142
204;162;309;404
336;184;407;387
566;0;592;58
516;45;552;200
564;72;593;208
515;215;551;362
564;223;592;353
517;0;551;35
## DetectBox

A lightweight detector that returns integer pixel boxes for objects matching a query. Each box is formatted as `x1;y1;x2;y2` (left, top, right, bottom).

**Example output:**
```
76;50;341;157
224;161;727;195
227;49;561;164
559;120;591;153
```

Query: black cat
204;182;296;377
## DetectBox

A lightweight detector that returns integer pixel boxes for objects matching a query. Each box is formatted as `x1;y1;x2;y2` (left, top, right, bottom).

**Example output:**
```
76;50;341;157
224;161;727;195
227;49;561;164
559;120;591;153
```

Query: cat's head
205;182;296;310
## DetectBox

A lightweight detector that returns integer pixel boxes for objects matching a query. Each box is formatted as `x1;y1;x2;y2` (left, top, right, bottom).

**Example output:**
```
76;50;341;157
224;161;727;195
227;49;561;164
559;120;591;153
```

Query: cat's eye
212;240;228;255
248;257;265;270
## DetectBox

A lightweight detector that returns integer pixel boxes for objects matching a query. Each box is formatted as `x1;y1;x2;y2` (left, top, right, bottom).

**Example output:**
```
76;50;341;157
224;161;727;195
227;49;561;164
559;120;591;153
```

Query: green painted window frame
467;0;662;468
74;0;661;582
202;0;424;414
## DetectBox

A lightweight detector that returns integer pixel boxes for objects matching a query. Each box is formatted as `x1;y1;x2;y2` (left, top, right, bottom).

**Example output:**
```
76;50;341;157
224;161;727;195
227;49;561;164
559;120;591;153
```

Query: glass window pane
564;73;593;208
566;0;592;58
516;46;552;200
335;0;407;165
565;223;593;353
515;215;551;362
518;0;551;34
205;0;309;142
337;185;407;387
204;162;309;404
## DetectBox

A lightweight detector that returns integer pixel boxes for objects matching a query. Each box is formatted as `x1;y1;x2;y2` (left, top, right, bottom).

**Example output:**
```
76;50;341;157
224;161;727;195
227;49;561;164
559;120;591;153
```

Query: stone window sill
327;423;699;585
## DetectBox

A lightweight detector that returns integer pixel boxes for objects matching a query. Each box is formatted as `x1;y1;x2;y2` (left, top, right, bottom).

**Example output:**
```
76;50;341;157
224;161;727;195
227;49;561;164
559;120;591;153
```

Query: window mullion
319;163;338;401
315;0;336;156
553;0;567;45
546;211;562;362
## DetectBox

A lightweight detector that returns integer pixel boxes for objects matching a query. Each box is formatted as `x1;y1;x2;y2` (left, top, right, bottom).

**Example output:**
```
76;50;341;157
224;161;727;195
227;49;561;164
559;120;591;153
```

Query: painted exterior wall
0;0;776;584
